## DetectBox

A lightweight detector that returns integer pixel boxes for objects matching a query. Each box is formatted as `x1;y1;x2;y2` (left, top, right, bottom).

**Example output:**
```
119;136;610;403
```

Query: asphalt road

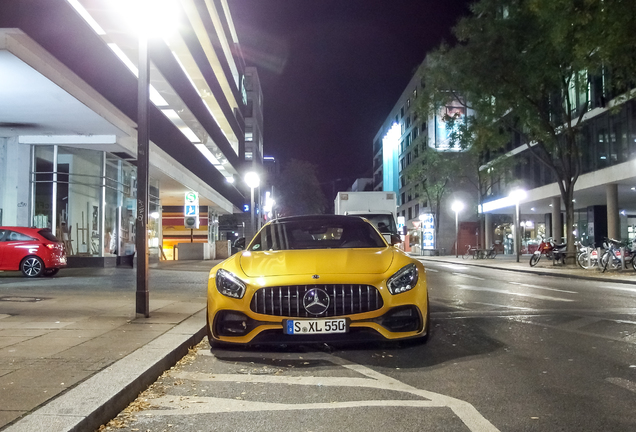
101;260;636;432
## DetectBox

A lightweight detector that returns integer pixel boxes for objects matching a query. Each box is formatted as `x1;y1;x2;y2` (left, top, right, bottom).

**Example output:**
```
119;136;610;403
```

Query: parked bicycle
576;241;600;269
529;236;567;266
600;238;636;272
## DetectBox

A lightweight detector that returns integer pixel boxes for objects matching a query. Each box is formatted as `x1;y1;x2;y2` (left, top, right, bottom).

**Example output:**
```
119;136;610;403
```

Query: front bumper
210;304;425;345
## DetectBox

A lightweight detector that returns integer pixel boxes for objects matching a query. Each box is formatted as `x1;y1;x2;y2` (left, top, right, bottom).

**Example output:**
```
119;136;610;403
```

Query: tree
274;159;326;216
417;0;636;258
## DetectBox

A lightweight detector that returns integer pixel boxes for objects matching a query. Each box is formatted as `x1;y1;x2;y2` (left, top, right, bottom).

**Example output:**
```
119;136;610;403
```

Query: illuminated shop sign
420;213;435;249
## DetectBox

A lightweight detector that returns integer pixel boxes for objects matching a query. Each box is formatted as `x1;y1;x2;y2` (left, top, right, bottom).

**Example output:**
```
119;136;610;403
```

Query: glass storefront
31;145;161;259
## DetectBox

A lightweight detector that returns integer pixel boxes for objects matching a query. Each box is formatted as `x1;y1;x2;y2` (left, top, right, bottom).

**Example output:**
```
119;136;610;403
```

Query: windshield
249;218;386;251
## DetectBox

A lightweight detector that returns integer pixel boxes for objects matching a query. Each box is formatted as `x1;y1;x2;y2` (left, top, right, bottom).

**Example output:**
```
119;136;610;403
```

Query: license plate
284;318;348;335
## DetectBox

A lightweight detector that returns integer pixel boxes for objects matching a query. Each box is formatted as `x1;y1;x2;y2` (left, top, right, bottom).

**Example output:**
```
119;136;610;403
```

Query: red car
0;227;67;277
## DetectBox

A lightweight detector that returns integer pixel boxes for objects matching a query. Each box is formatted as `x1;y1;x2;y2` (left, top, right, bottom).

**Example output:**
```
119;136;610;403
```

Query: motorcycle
529;237;567;267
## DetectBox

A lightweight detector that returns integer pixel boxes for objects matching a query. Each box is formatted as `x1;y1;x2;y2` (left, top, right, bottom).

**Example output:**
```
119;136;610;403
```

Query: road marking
159;351;500;431
453;273;485;280
457;284;575;302
441;264;469;270
469;302;532;310
606;377;636;393
508;282;577;294
425;268;439;272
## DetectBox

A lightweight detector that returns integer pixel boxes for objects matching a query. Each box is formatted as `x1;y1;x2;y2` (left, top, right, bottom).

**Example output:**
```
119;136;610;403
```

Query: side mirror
390;234;402;245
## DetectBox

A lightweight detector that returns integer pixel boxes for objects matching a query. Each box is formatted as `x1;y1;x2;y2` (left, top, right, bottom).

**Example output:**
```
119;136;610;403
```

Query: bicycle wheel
601;252;610;273
462;249;470;260
577;252;591;269
488;250;497;259
529;253;540;267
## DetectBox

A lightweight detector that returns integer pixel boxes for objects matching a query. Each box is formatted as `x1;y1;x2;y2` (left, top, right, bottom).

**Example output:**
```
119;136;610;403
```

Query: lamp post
451;201;464;258
244;172;260;239
509;189;527;263
135;26;150;318
128;0;178;318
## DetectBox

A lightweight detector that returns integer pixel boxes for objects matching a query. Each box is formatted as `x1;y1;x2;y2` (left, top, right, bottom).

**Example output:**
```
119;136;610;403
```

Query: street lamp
244;171;260;239
451;201;464;258
126;0;179;318
509;189;527;263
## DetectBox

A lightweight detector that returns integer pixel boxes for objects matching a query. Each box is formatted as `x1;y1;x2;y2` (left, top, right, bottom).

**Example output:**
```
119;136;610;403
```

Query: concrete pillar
606;183;619;240
0;138;31;226
485;213;493;248
551;196;562;241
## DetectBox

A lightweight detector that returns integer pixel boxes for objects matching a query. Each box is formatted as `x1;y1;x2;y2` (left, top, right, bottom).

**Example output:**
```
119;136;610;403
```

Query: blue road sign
185;205;197;216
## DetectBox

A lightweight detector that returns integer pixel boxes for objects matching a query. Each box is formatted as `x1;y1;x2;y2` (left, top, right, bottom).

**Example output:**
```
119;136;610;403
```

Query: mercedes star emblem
303;288;330;315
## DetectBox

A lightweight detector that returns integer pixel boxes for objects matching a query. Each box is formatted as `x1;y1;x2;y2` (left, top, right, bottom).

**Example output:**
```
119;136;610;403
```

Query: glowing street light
244;172;260;239
451;201;464;258
509;189;527;263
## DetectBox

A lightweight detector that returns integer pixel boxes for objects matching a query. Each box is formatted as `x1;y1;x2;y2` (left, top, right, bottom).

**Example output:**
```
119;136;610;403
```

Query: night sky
229;0;472;192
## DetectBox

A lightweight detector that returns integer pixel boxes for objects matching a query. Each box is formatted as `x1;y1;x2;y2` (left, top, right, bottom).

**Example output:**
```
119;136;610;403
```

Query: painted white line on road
179;352;500;432
469;302;532;310
453;273;485;280
441;264;469;270
509;282;577;294
457;284;575;302
606;377;636;393
425;268;439;272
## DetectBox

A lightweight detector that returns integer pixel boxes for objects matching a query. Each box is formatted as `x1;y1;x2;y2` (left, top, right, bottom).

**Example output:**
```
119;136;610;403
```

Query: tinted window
0;229;6;241
250;218;386;251
38;229;59;242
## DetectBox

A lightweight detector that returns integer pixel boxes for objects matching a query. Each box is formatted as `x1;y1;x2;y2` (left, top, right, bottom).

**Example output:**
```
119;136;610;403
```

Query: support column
606;183;619;240
485;213;493;248
551;196;562;242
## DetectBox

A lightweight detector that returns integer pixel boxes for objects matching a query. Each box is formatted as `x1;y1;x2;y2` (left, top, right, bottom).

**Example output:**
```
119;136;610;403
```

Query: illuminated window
245;152;253;160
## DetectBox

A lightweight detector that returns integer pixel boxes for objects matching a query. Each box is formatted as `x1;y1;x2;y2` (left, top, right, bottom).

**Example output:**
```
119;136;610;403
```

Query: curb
4;310;207;432
415;256;636;286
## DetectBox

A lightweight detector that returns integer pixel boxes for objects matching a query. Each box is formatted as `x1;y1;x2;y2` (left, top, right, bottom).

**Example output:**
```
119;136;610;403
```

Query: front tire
529;253;540;267
21;256;44;277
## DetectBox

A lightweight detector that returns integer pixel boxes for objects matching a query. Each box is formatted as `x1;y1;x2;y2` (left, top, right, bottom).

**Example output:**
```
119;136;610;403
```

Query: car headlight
216;269;246;299
386;263;418;295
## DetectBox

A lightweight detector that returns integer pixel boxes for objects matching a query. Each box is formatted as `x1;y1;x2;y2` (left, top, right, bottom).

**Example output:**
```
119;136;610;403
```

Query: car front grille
250;285;383;318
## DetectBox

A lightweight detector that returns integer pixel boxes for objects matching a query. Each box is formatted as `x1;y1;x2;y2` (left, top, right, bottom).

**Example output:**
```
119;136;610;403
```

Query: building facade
373;62;477;255
481;94;636;253
0;0;255;264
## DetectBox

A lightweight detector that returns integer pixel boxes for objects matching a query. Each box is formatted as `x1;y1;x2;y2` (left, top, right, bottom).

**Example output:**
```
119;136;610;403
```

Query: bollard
597;247;603;269
620;247;625;270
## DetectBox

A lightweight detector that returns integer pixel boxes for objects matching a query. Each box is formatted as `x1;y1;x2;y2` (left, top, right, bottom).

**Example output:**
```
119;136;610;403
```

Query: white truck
334;191;399;240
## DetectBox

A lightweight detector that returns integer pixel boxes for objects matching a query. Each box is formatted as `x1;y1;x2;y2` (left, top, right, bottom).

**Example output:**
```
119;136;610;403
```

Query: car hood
239;248;395;277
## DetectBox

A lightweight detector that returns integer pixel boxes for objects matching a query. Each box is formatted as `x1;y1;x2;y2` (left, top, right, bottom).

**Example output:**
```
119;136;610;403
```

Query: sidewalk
1;254;634;432
0;259;222;431
413;252;636;284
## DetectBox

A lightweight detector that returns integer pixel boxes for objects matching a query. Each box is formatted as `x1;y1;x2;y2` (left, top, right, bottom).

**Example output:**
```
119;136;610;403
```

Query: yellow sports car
206;214;429;347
